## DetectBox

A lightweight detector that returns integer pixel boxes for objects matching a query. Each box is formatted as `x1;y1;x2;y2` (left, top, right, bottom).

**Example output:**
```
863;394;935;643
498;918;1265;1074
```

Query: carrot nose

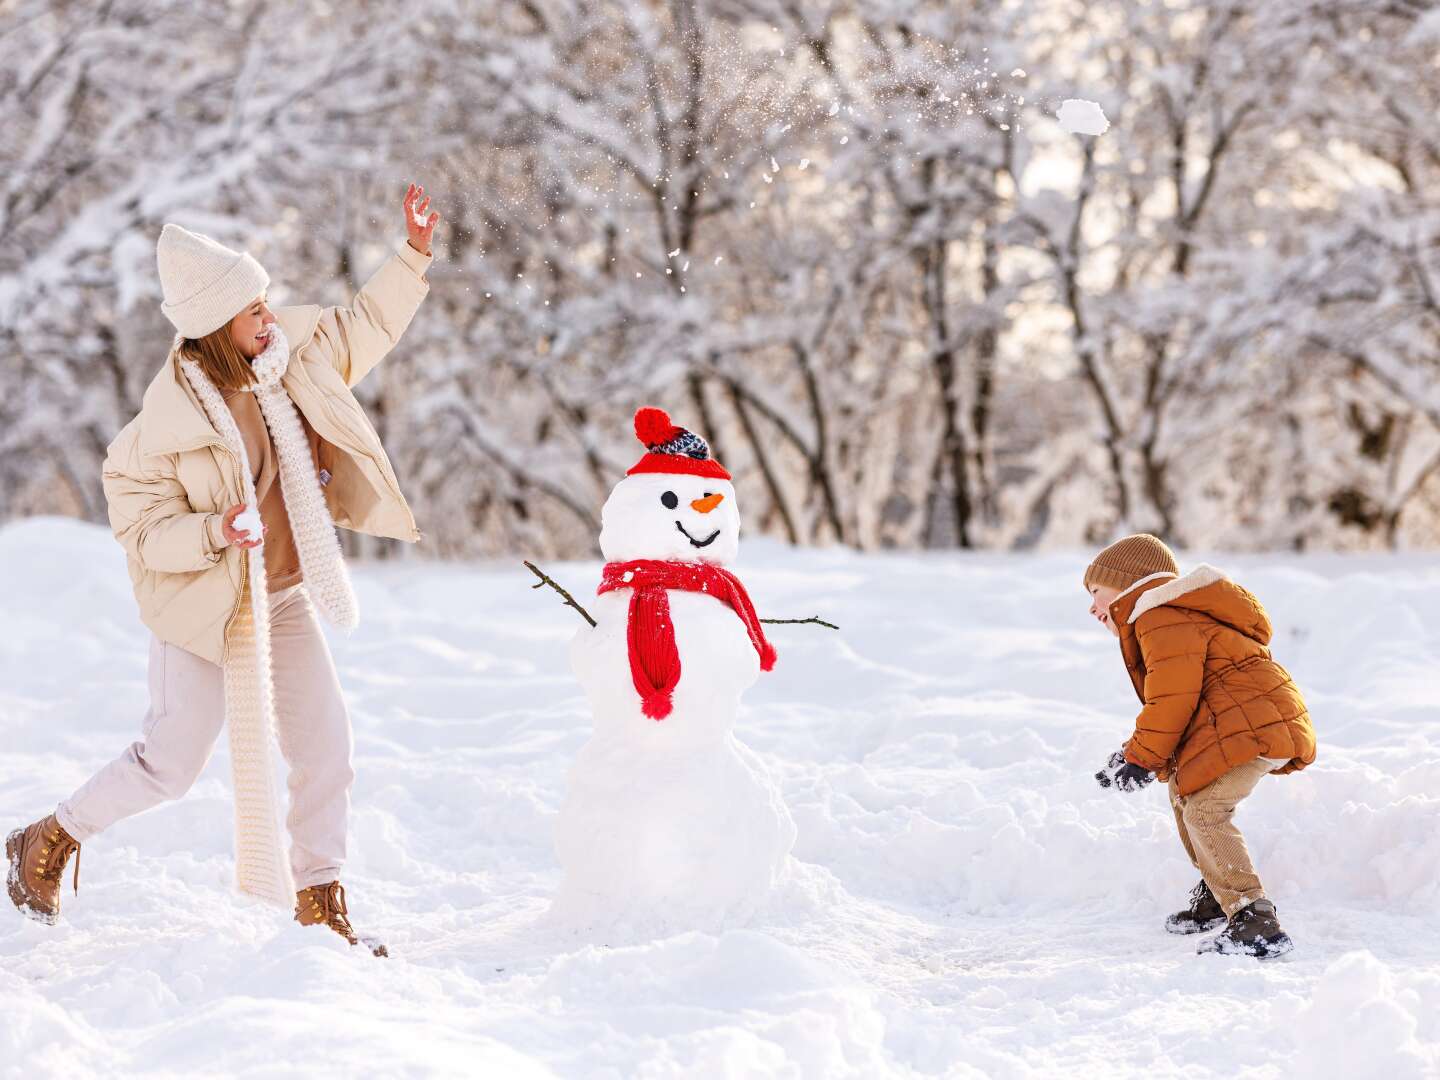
691;493;725;514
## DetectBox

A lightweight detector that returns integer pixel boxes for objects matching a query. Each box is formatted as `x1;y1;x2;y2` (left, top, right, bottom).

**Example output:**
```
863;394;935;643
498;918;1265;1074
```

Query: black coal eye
661;491;679;510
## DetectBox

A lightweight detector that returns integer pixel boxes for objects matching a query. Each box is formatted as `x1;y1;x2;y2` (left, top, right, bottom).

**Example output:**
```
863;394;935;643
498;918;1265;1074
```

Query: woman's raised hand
404;183;440;256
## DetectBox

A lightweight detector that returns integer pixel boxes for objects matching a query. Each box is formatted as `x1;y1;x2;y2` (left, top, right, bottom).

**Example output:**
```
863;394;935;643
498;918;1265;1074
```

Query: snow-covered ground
2;517;1437;1078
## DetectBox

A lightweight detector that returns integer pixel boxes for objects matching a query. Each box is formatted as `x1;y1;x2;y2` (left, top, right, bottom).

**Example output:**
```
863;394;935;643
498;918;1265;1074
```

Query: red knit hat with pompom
626;407;732;480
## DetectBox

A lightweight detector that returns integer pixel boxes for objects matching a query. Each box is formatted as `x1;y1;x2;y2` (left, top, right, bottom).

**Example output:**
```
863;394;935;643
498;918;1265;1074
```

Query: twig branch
523;561;838;631
523;560;596;627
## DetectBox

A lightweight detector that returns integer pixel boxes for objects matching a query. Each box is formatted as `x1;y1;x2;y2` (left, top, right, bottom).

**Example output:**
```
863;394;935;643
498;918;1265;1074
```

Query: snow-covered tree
3;0;1436;555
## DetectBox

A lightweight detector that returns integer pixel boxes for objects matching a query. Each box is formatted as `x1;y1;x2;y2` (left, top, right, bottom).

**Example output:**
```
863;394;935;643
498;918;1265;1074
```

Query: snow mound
1294;952;1437;1078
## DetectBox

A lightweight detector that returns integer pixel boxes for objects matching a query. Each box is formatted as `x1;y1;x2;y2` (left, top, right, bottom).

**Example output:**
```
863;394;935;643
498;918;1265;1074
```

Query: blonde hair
178;317;256;391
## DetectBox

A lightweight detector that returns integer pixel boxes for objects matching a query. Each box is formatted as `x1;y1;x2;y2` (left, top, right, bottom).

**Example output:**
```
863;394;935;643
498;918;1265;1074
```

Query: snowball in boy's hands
1057;99;1109;136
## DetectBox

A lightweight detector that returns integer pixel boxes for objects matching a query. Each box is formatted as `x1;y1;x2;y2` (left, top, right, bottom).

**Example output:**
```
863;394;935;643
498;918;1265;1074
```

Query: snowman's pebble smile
675;521;721;548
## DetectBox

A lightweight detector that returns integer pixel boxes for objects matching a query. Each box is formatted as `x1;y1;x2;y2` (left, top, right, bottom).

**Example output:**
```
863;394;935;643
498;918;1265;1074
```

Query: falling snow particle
770;156;779;172
827;101;839;116
800;159;810;170
1057;99;1110;136
714;256;723;265
668;248;680;258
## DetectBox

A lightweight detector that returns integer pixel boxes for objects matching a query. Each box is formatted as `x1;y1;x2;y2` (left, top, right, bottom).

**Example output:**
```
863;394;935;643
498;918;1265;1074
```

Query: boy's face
1088;583;1122;637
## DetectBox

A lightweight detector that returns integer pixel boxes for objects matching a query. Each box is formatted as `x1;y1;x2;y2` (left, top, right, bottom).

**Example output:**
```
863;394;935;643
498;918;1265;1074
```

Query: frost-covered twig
524;561;596;628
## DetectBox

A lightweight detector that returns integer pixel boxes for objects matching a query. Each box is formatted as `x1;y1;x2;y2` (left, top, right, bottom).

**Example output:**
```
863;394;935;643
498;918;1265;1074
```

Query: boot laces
303;882;353;935
35;826;81;895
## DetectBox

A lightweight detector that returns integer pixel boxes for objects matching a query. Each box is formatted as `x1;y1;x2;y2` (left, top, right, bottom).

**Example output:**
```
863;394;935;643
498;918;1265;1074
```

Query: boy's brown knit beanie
1083;534;1179;592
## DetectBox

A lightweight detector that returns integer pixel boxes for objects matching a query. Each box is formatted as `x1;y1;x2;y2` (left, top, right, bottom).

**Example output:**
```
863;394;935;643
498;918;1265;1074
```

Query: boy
1085;534;1316;959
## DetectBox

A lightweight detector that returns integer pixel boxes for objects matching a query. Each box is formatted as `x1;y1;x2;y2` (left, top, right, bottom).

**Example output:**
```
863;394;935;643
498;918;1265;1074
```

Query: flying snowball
1057;98;1110;136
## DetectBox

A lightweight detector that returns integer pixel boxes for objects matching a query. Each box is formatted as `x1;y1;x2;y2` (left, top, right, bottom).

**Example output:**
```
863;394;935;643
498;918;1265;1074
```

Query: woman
5;185;440;956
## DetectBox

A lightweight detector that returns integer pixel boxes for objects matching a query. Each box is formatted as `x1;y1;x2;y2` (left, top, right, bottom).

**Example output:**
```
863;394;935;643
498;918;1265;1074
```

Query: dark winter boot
1165;879;1226;935
295;881;387;957
1197;898;1294;959
6;814;81;925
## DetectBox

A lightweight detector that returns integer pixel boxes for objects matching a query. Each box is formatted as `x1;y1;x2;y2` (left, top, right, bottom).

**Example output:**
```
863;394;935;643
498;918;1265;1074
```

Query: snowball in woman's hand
233;508;263;540
1057;99;1109;136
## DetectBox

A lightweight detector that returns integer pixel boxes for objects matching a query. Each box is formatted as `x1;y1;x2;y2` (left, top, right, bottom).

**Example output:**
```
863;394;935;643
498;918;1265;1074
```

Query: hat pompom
635;407;682;448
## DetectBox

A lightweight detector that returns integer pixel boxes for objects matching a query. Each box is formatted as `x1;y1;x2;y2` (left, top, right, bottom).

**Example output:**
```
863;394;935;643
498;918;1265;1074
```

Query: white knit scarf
179;324;358;908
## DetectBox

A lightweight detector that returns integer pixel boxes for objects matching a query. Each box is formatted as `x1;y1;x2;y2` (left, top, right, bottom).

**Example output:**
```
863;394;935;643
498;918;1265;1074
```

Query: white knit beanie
156;223;270;339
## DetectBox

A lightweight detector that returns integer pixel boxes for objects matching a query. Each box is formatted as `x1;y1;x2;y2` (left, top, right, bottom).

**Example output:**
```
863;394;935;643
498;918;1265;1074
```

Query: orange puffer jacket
1109;566;1316;796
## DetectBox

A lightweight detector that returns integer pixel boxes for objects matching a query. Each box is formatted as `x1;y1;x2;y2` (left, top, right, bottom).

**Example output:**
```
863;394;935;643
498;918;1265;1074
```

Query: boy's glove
1095;750;1155;792
1113;763;1155;792
1094;750;1126;788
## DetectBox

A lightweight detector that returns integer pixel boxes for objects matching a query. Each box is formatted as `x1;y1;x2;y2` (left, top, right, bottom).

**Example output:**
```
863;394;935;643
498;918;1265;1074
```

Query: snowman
552;407;797;930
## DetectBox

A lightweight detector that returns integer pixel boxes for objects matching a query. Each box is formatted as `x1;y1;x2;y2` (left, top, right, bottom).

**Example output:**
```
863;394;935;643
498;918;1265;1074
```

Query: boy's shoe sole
1165;914;1226;935
1198;930;1294;960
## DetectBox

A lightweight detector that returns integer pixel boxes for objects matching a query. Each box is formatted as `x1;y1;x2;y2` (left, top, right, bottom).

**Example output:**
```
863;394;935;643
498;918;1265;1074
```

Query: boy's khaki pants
56;586;354;890
1168;758;1272;917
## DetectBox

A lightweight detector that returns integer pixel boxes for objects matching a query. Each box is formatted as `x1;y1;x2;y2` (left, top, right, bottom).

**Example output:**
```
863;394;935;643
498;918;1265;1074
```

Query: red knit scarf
598;559;778;721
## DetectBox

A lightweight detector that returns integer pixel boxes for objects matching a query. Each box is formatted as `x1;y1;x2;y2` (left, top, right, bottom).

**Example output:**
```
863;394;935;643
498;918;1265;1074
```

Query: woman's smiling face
228;295;276;358
598;473;741;565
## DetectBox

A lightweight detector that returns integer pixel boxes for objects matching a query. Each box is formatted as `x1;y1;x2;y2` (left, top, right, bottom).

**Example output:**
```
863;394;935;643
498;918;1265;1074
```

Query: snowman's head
598;408;741;566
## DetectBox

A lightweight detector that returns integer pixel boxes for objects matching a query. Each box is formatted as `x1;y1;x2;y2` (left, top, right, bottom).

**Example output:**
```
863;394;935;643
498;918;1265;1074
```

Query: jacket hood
1121;564;1273;645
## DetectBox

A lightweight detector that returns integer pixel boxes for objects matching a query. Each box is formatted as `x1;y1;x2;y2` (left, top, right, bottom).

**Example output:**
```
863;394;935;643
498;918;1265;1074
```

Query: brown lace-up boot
6;814;81;925
295;881;387;957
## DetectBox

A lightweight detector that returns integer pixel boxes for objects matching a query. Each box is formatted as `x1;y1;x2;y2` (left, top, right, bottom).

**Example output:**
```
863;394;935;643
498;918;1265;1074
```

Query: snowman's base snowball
552;734;797;932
